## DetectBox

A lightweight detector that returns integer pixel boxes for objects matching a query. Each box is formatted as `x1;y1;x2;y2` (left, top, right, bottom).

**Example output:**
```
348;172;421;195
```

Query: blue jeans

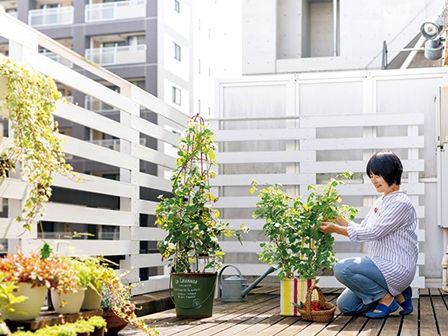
334;257;389;315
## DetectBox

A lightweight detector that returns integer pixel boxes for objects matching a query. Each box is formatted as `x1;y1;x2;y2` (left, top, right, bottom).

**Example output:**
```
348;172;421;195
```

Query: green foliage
9;316;107;336
156;114;247;273
86;315;107;329
0;58;74;231
0;273;27;315
252;173;358;280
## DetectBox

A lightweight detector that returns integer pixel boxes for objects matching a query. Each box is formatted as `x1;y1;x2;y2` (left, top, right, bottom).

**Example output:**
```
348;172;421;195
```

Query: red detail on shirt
374;207;378;214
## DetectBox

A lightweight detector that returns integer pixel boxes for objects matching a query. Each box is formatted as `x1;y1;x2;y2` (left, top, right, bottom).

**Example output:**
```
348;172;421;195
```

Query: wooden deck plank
243;316;296;336
317;314;353;336
146;293;277;334
158;296;279;336
272;319;313;336
357;318;384;336
379;316;402;336
419;294;438;335
337;316;368;336
431;288;448;336
399;299;418;336
211;306;281;336
184;299;279;336
129;287;448;336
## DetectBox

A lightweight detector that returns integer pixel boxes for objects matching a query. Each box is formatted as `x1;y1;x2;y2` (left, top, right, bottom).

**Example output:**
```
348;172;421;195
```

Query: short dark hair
366;151;403;186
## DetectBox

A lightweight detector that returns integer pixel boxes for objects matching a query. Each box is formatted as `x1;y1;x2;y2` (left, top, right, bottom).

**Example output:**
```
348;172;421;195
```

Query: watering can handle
218;264;243;292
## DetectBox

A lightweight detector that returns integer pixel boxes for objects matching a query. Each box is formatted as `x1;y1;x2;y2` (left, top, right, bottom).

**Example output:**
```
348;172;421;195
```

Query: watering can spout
241;266;276;297
218;265;277;302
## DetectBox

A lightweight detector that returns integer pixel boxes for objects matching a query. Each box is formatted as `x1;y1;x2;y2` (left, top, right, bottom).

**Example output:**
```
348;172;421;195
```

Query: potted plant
87;316;107;336
0;273;27;320
81;257;110;311
251;173;358;316
48;257;88;314
155;113;246;318
100;268;157;336
0;57;74;231
0;250;54;320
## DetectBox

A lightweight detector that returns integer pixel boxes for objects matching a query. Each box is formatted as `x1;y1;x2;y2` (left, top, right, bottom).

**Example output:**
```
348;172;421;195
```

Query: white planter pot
0;283;47;321
50;288;86;314
280;277;319;316
81;287;101;310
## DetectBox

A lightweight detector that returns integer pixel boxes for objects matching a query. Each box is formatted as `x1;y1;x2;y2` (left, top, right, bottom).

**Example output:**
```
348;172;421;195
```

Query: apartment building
242;0;441;75
0;0;192;150
0;0;193;280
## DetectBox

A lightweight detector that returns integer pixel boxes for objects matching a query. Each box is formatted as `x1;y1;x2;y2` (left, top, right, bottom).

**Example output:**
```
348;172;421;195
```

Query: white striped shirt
347;191;418;296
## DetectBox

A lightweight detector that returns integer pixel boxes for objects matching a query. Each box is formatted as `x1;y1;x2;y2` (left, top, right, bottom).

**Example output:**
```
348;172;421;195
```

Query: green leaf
40;242;53;259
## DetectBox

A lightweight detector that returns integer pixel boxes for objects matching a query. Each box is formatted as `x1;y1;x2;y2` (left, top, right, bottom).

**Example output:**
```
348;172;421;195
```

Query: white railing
90;139;121;151
28;6;74;27
85;0;146;22
41;51;74;68
90;138;146;151
85;96;116;112
85;44;146;66
0;10;189;295
7;11;18;19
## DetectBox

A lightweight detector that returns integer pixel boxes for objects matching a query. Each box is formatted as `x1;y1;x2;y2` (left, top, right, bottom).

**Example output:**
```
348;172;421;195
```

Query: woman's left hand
320;221;335;234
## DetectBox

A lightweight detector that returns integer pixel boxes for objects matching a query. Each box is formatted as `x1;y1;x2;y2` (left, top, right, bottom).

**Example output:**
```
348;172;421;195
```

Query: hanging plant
0;57;74;231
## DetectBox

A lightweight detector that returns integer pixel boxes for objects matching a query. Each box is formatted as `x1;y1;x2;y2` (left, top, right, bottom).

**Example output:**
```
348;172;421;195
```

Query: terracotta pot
0;283;47;321
102;309;128;336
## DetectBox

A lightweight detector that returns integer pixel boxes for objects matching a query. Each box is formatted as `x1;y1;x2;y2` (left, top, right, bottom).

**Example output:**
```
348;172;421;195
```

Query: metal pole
381;40;388;70
333;0;338;56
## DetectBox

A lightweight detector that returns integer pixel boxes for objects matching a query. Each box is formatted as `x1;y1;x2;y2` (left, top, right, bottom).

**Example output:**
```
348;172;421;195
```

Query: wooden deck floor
122;287;448;336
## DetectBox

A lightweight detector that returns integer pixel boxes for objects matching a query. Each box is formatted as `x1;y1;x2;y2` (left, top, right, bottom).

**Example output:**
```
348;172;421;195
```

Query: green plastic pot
171;272;217;318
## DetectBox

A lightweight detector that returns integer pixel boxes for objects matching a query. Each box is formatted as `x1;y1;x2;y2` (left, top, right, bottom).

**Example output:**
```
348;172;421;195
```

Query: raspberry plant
251;172;358;279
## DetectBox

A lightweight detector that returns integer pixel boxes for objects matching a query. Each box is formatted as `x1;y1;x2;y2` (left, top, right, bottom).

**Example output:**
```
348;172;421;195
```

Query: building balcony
28;6;74;27
89;138;146;151
85;44;146;66
7;11;18;19
40;51;74;68
85;96;115;113
85;0;146;23
90;139;121;151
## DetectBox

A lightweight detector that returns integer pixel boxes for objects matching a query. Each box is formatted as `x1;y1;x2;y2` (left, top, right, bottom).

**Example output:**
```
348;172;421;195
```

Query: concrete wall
216;67;448;286
243;0;441;74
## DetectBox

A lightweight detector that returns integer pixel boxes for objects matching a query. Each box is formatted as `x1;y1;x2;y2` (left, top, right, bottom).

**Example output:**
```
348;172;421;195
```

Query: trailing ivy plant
156;114;247;273
0;58;74;231
251;172;358;280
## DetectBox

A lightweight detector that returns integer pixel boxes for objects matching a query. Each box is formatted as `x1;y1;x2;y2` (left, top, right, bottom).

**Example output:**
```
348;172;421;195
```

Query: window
40;3;61;9
174;42;181;61
174;0;180;13
172;86;181;105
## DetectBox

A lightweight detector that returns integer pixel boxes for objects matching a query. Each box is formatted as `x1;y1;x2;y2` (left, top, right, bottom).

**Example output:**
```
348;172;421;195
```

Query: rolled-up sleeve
347;201;411;242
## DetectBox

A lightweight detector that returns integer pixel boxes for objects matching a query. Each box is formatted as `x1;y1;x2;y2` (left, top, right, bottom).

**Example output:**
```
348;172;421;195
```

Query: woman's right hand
335;216;349;226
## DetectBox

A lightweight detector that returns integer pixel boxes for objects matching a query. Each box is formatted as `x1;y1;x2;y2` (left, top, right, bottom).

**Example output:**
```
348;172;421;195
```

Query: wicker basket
298;285;336;323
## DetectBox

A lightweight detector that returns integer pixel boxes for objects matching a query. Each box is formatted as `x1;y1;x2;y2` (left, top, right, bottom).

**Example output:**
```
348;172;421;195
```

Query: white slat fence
0;11;187;294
